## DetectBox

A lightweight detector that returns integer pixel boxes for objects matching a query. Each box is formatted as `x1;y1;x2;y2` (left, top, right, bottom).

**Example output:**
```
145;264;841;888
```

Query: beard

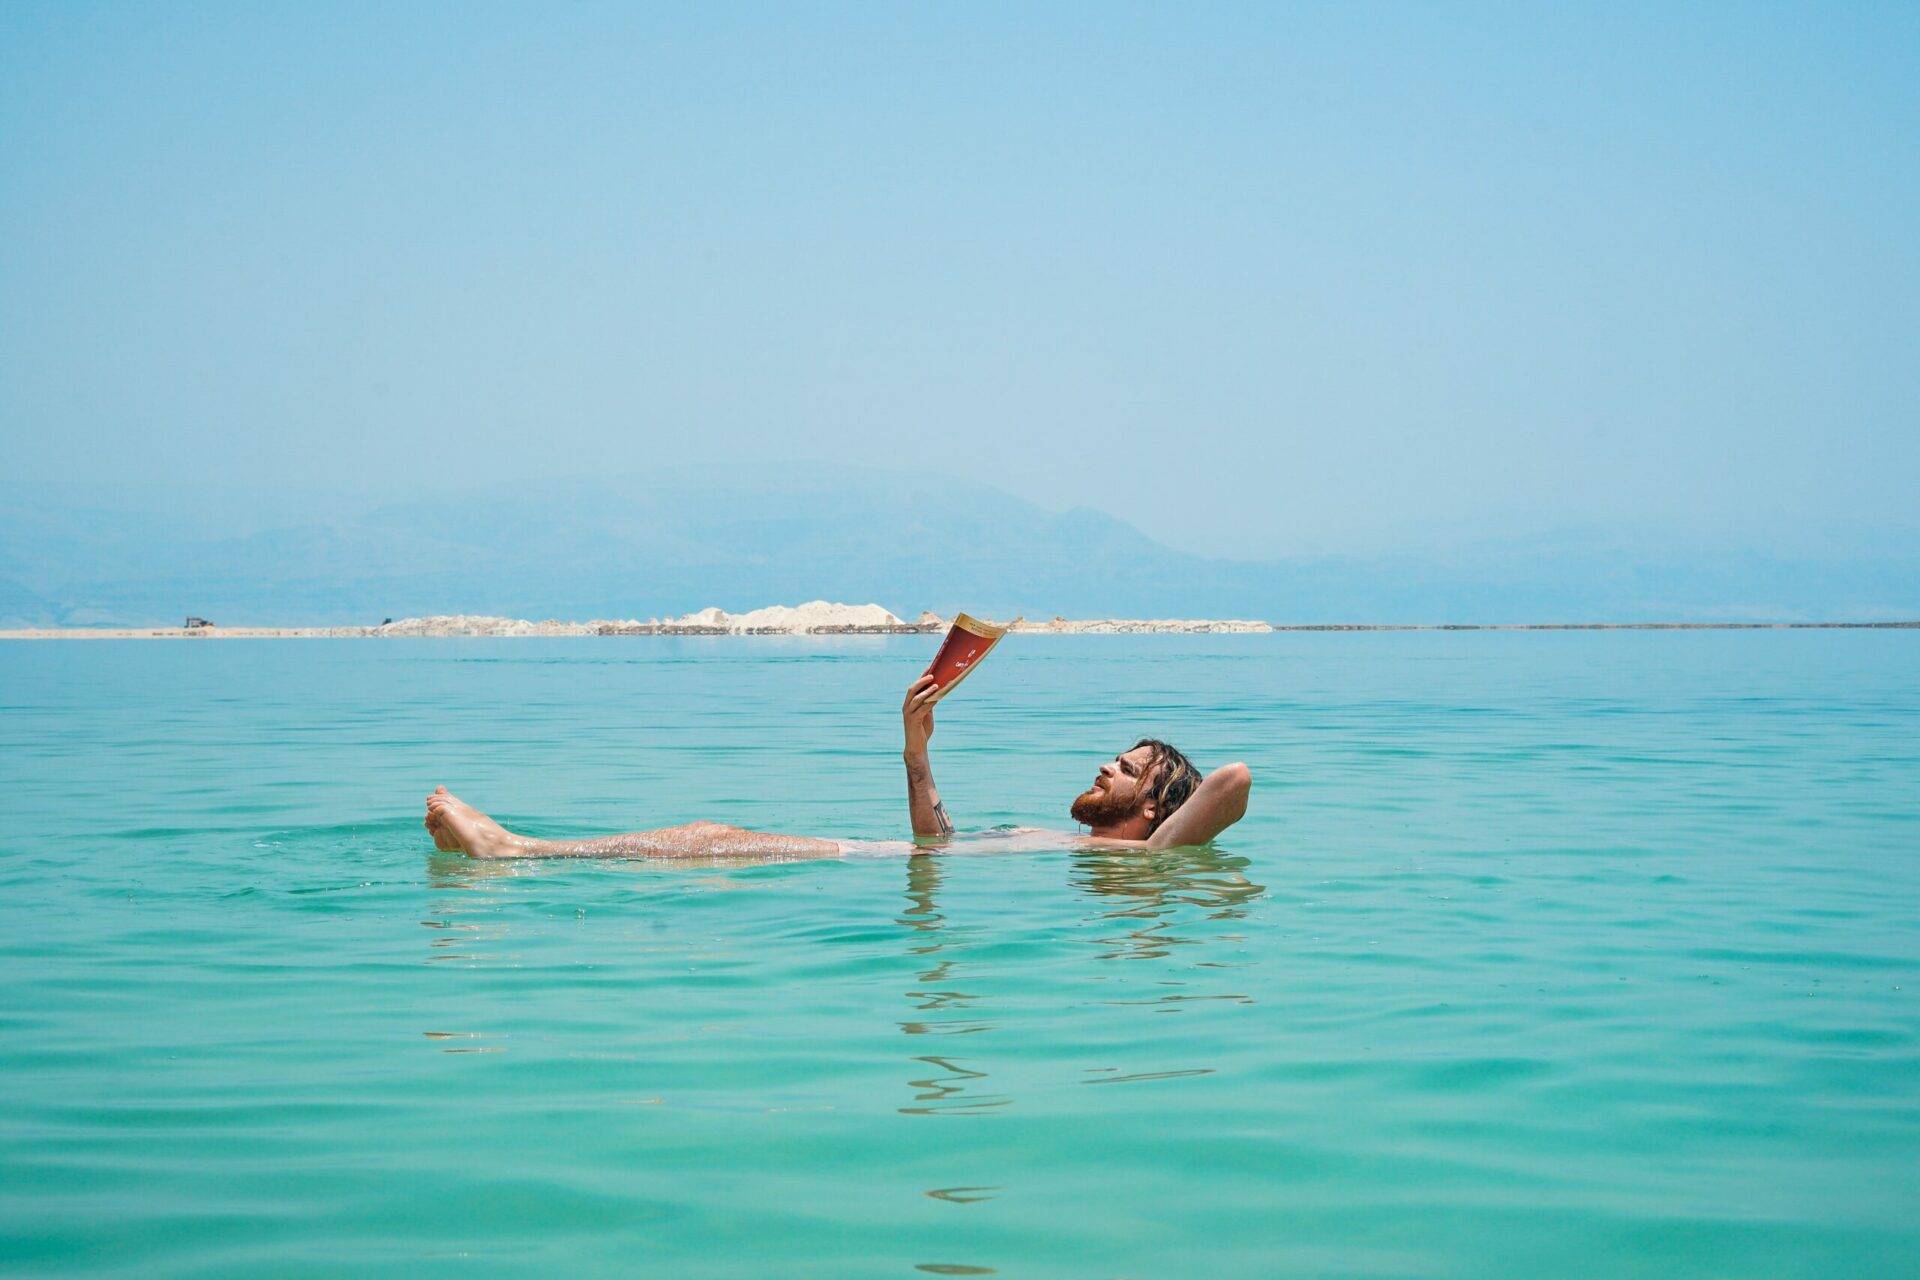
1070;786;1136;828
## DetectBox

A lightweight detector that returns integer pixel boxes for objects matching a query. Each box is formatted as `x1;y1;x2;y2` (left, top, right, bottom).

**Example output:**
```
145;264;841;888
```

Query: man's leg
424;788;841;862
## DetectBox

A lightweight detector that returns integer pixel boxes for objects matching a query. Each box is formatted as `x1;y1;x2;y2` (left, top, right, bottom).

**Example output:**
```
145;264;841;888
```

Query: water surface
1;634;1916;1277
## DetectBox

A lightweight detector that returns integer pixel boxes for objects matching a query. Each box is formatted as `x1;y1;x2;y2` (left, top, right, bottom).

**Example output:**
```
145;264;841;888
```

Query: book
923;613;1007;703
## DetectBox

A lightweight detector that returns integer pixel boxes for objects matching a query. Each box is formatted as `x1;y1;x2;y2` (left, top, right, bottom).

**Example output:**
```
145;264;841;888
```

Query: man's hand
902;673;938;758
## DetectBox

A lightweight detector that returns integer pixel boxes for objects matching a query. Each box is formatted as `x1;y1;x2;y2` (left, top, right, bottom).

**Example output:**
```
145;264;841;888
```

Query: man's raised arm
902;674;954;841
1148;762;1252;849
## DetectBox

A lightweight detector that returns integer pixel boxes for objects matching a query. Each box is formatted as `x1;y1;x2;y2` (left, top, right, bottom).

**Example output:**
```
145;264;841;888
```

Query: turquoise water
1;634;1916;1278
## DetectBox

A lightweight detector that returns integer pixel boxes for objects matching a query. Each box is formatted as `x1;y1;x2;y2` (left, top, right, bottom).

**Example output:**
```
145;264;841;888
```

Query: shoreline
1;619;1914;640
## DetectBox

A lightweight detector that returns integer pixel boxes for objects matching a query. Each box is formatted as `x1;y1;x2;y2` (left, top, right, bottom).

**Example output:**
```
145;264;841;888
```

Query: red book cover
923;613;1007;703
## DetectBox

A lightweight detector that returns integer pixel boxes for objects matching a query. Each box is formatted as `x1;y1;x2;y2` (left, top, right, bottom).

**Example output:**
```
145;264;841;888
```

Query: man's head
1069;738;1203;836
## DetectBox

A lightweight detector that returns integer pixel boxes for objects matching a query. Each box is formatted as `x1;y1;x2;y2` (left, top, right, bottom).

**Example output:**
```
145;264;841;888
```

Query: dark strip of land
1274;621;1918;631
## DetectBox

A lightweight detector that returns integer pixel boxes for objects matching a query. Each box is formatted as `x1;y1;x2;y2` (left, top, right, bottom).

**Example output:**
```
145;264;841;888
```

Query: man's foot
423;785;462;851
424;787;523;859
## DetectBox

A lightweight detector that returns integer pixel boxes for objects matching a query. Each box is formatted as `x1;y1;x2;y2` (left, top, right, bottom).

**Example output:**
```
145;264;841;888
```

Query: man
424;674;1252;860
898;674;1251;847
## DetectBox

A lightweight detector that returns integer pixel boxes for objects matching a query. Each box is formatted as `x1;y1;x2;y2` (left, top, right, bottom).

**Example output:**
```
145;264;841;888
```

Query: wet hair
1134;738;1202;833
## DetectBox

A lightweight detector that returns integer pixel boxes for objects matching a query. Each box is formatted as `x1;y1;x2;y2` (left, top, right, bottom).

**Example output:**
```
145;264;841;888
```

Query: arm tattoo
905;755;953;837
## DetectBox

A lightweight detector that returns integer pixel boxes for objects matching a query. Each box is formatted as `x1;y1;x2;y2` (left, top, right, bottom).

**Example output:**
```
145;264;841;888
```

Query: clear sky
3;2;1915;558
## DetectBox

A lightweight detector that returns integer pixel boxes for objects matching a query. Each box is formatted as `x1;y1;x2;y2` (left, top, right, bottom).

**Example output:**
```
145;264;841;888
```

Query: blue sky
3;2;1915;558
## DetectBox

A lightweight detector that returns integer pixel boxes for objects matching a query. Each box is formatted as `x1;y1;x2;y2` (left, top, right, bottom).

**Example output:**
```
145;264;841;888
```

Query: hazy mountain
2;468;1914;626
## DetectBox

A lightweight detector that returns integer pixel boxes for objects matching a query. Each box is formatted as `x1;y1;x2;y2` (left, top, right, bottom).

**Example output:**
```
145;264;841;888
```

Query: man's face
1070;745;1158;828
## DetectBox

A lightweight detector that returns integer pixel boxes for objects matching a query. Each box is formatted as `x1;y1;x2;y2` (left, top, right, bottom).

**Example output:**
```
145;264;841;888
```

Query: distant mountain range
2;468;1915;626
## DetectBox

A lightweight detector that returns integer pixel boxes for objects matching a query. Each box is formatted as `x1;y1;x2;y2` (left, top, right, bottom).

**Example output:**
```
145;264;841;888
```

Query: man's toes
423;809;460;851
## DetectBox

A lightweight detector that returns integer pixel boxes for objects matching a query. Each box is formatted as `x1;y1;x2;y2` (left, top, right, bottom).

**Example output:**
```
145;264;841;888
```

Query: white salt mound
378;614;596;636
661;601;906;633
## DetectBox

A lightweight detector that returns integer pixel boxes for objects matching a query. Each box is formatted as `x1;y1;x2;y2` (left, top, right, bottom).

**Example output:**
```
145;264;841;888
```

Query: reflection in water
924;1186;1002;1204
420;852;517;964
896;855;1009;1115
902;1054;1011;1116
897;851;945;937
1070;846;1262;1092
415;855;517;1055
1071;844;1266;914
900;857;988;1031
1082;1066;1213;1085
1070;845;1265;963
422;1030;503;1054
898;857;1011;1279
425;849;527;890
893;846;1266;1113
